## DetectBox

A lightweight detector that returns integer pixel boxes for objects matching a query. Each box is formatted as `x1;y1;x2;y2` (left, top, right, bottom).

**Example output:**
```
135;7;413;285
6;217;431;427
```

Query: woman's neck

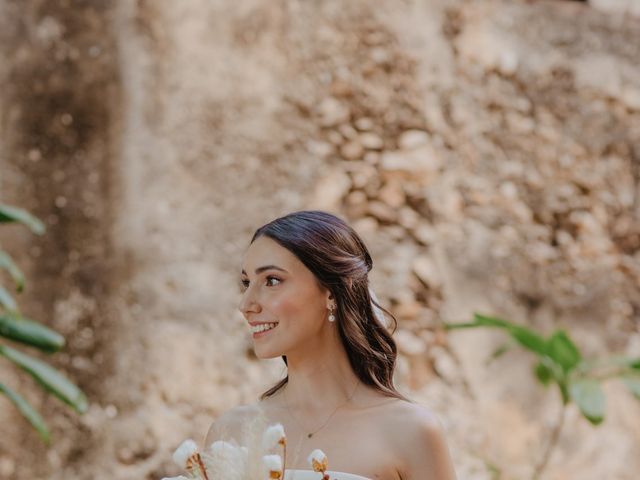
281;335;361;415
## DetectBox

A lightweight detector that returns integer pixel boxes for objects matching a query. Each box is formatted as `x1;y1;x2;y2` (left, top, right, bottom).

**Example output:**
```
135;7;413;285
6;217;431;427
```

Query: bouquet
162;415;333;480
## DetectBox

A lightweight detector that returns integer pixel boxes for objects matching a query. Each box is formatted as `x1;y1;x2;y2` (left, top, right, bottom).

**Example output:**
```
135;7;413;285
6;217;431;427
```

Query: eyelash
240;276;282;291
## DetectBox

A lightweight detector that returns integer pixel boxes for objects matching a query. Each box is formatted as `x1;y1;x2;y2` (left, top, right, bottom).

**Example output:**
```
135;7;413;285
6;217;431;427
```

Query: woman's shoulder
373;398;443;440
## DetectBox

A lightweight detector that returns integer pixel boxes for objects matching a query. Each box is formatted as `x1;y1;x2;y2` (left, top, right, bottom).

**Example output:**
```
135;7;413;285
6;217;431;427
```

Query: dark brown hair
251;210;411;402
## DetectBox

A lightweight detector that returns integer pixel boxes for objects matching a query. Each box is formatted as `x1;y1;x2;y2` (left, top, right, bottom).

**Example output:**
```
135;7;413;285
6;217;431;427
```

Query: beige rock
398;129;430;150
318;97;350;127
355;117;374;131
309;167;352;210
368;200;398;223
381;145;441;177
395;328;427;356
360;132;384;150
378;180;406;209
340;140;365;160
413;255;442;288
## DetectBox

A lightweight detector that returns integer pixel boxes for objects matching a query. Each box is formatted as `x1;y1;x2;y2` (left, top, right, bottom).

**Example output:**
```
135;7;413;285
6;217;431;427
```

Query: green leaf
569;378;605;425
628;358;640;371
0;204;45;235
0;285;18;311
547;330;582;373
0;313;65;352
0;344;87;413
0;382;50;444
509;326;548;356
0;250;25;292
621;377;640;400
535;361;553;386
473;313;513;328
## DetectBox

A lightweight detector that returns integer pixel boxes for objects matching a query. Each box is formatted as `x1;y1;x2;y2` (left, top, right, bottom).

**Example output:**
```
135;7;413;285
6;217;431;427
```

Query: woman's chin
253;347;283;360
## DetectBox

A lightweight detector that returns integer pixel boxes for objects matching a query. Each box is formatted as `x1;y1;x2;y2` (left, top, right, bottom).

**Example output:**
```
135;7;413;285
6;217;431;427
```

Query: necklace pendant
307;433;313;438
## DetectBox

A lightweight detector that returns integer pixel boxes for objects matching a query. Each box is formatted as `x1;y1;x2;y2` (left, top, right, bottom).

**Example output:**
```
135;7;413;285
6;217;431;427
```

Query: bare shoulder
383;401;457;480
204;403;263;447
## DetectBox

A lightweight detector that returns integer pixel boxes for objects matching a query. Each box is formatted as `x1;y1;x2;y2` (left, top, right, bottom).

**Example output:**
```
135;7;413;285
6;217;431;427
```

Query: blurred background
1;0;639;479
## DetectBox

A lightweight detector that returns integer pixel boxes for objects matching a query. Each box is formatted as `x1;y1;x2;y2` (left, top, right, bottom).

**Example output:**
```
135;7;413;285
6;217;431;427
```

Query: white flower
172;439;198;468
262;454;283;478
307;448;328;472
161;477;189;480
261;423;286;451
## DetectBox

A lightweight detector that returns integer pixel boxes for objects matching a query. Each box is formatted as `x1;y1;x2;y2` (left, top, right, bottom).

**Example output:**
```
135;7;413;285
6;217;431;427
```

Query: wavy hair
250;210;410;402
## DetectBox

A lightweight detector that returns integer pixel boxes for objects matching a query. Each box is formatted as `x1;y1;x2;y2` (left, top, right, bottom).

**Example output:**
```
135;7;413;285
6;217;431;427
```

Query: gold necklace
284;381;359;439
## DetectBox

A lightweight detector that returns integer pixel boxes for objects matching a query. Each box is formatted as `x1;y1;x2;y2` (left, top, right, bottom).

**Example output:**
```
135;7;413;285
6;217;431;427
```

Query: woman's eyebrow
241;265;288;275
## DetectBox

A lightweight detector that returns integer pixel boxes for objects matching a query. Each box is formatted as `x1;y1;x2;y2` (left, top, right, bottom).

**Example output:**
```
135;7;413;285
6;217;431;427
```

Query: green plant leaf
535;361;553;386
621;376;640;400
0;250;25;292
0;382;50;444
569;378;605;425
509;326;548;356
547;330;582;373
473;313;513;328
0;285;18;311
627;358;640;371
0;313;65;352
0;344;87;413
0;204;45;235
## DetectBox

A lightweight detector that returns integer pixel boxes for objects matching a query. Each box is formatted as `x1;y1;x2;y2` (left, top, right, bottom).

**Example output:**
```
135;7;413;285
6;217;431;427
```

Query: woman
206;210;457;480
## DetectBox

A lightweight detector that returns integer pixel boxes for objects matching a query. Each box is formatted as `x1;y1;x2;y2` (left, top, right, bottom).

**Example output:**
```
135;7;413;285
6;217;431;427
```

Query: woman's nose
238;289;260;315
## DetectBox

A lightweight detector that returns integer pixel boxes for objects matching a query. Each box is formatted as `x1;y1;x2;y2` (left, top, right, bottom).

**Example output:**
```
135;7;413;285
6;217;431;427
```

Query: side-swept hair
250;210;410;402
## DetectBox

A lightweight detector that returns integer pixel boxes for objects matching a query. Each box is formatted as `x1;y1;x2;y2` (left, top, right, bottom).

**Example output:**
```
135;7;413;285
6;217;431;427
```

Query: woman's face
238;236;332;359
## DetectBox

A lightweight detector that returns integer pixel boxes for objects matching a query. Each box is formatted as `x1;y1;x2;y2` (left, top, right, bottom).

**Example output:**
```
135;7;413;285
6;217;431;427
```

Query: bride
205;210;457;480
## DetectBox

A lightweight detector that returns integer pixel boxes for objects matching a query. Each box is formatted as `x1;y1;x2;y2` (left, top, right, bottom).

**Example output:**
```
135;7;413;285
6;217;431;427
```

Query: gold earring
328;305;336;322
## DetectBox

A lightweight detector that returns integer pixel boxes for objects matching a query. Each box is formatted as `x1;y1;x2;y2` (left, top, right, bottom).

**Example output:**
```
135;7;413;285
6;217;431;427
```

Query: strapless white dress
284;469;371;480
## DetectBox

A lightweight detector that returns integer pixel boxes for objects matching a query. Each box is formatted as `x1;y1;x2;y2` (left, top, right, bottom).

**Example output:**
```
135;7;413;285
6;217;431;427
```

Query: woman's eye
239;276;281;291
265;276;282;287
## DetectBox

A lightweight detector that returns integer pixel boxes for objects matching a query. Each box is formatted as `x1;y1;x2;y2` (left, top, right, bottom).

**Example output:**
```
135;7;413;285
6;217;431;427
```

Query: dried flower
161;477;189;480
172;439;199;468
307;449;329;472
204;440;248;480
262;454;283;479
261;423;286;451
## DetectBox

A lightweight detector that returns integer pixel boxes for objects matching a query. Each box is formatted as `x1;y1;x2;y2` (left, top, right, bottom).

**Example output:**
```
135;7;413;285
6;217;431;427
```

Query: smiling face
239;235;334;359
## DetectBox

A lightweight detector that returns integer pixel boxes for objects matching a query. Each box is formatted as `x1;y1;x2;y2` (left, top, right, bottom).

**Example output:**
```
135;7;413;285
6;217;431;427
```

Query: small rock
368;201;398;223
413;255;442;288
339;124;359;140
378;181;406;208
360;132;384;150
398;130;430;150
309;168;352;210
355;117;374;131
395;328;427;356
318;97;350;127
381;145;441;176
340;140;364;160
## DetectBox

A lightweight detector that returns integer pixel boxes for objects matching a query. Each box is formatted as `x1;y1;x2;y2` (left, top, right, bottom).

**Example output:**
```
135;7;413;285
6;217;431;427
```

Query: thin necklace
284;380;360;439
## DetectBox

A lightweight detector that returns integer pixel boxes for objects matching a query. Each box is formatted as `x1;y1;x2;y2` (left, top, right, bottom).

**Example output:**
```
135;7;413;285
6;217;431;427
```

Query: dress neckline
284;469;372;480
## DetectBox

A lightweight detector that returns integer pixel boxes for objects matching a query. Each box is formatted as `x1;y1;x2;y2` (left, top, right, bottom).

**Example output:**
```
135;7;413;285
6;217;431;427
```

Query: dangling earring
328;305;336;322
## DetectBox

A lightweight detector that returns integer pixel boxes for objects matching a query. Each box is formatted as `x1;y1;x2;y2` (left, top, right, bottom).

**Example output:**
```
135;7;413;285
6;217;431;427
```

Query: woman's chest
262;409;403;480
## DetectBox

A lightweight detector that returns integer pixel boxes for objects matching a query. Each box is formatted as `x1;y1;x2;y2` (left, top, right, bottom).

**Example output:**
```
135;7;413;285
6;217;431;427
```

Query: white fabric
284;469;372;480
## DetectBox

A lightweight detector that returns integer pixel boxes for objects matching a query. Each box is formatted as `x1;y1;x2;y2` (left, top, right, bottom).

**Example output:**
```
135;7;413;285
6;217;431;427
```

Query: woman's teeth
251;323;278;333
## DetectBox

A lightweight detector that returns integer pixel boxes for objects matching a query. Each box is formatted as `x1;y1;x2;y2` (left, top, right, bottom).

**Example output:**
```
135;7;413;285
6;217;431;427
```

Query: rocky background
0;0;639;479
